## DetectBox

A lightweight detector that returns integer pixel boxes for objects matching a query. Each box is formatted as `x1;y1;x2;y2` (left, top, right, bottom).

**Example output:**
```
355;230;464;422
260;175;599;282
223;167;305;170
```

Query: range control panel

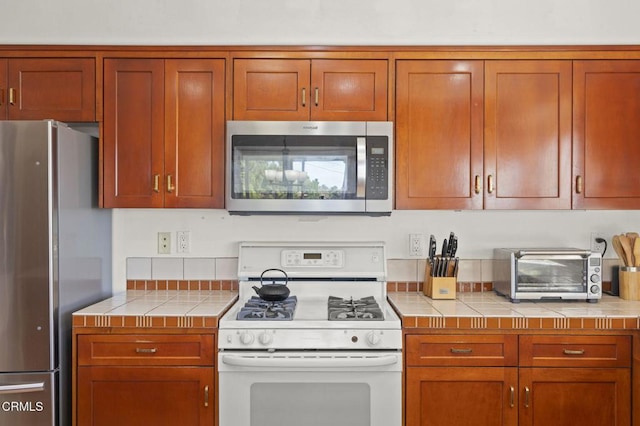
281;249;344;267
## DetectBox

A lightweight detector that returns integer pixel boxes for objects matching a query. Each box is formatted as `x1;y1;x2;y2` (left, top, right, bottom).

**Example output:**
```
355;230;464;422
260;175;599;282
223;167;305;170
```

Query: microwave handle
356;137;367;198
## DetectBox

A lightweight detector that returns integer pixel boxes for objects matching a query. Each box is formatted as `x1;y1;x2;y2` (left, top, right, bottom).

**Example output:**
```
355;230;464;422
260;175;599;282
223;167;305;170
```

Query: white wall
4;0;640;287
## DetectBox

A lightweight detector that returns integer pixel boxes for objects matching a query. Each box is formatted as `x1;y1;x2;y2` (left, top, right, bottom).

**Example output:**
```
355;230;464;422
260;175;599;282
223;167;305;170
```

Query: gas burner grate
327;296;384;321
237;296;297;321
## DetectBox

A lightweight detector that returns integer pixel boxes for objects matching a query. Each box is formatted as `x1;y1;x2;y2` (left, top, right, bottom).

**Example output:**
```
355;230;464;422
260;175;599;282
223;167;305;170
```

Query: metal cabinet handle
474;175;481;194
450;348;473;354
204;385;209;407
0;382;45;395
576;175;583;194
167;175;175;193
487;174;495;194
563;349;585;355
135;348;157;354
301;88;306;107
153;174;160;193
314;87;319;106
524;386;530;408
510;386;515;408
8;88;15;105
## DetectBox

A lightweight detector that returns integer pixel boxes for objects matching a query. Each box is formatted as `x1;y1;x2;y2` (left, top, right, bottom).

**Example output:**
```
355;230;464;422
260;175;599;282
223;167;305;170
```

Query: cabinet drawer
77;334;215;366
406;334;518;367
519;335;631;368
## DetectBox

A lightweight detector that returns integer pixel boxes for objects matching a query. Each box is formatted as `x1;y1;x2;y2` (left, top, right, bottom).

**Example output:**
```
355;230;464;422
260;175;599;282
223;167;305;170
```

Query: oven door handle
221;354;399;369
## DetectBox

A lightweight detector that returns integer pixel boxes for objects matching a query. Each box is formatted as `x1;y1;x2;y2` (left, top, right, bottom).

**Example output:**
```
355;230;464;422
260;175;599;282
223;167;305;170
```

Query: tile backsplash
126;257;620;285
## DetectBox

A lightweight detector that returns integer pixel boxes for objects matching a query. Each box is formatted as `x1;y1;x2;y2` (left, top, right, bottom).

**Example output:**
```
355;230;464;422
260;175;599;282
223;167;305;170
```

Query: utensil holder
619;267;640;300
423;262;457;300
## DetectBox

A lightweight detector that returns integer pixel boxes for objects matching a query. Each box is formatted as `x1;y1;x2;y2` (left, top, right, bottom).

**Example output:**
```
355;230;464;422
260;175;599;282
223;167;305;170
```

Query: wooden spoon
612;235;628;266
634;237;640;267
618;234;634;267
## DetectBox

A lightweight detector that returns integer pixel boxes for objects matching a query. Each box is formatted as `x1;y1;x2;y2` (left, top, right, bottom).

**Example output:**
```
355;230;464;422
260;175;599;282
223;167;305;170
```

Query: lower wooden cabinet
77;366;214;426
405;334;631;426
75;333;215;426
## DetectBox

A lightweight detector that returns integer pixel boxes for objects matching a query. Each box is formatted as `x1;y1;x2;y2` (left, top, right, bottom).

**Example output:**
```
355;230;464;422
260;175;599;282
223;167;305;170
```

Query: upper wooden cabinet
573;60;640;209
484;60;572;209
396;59;571;210
103;58;225;208
233;58;388;121
0;58;95;121
396;60;484;209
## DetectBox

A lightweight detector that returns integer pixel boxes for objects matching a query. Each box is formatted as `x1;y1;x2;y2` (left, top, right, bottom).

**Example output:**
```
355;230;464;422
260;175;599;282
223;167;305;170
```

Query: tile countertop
72;290;238;329
388;291;640;331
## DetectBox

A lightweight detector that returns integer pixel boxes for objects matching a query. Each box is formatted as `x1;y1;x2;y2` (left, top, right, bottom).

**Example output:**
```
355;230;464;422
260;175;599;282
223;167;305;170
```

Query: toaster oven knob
590;285;600;294
239;331;255;345
590;274;600;283
366;331;381;346
258;332;273;346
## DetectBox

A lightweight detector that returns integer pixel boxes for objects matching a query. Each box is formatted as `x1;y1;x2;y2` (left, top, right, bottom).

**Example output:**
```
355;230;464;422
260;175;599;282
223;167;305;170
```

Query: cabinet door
310;59;387;121
0;59;6;118
164;59;225;208
77;366;214;426
519;368;630;426
484;60;572;209
573;60;640;209
233;59;310;120
6;58;95;121
103;59;165;208
395;60;484;209
406;366;518;426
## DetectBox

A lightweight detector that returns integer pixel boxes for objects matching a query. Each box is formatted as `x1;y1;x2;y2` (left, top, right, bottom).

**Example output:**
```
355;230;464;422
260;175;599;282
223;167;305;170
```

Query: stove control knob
366;331;381;347
239;331;255;345
258;332;273;346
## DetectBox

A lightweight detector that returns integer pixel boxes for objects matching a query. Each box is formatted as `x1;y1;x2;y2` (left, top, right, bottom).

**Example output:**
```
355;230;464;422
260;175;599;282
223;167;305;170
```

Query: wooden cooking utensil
612;235;628;266
618;234;634;267
634;237;640;267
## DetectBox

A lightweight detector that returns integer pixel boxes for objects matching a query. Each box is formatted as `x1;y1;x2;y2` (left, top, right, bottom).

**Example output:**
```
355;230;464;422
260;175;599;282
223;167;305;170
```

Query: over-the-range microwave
225;121;393;215
493;248;602;303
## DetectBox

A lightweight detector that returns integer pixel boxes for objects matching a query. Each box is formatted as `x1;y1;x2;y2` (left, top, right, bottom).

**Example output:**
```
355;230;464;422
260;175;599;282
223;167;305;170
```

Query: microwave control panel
366;136;389;200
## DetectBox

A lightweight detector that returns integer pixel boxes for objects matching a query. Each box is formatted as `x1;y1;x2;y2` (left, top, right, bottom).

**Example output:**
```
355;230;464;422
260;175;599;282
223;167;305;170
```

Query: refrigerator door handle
0;382;45;395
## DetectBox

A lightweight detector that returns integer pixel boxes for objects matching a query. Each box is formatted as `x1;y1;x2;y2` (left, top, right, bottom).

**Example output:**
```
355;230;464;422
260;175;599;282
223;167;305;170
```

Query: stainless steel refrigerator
0;121;112;426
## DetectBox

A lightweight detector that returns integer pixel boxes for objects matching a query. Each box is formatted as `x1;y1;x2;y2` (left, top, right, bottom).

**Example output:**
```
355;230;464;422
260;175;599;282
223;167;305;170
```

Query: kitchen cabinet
395;60;571;210
0;57;95;121
405;333;631;426
573;60;640;209
103;58;225;208
76;334;215;426
406;334;518;426
519;335;631;426
233;58;388;121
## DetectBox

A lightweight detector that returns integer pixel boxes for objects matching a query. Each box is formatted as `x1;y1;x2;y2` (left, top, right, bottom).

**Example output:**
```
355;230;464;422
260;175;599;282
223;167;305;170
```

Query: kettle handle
260;268;289;285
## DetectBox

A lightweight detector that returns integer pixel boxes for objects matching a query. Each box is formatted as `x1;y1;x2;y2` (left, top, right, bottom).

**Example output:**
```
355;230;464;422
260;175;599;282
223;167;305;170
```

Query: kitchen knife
449;236;458;257
441;239;448;257
429;235;437;260
446;232;455;256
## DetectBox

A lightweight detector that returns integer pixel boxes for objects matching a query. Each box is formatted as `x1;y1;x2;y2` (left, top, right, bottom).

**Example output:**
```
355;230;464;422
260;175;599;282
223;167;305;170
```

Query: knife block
423;263;457;300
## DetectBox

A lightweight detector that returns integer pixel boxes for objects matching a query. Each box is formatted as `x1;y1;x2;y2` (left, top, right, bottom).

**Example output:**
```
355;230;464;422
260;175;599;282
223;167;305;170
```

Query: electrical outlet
591;232;607;255
158;232;171;254
409;234;425;257
177;231;190;253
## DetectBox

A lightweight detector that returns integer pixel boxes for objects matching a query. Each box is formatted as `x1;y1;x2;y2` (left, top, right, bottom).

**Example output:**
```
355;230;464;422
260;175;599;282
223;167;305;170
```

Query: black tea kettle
252;268;290;302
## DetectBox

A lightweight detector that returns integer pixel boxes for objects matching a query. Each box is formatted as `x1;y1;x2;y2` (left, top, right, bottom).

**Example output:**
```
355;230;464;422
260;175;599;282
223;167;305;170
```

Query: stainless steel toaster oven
493;248;602;303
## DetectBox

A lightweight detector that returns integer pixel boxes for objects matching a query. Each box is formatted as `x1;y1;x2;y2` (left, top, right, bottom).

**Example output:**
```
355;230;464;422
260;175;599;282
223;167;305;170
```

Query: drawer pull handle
204;385;209;407
135;348;158;354
510;386;515;408
450;348;473;354
563;349;585;356
524;386;530;408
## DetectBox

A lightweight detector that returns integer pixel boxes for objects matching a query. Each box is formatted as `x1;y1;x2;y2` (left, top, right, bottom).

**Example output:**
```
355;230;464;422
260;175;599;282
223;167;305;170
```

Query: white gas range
218;241;402;426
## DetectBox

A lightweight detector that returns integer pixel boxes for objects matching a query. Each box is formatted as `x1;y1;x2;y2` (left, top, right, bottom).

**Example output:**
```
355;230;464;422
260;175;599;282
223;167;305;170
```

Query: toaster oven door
514;253;588;294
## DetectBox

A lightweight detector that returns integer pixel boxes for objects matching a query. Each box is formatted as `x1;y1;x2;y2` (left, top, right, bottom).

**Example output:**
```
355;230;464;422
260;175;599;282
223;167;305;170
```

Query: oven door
218;351;402;426
514;251;588;295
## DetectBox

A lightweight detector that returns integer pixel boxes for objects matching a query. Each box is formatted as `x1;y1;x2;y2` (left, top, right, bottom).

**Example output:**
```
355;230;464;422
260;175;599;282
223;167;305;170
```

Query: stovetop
218;242;402;350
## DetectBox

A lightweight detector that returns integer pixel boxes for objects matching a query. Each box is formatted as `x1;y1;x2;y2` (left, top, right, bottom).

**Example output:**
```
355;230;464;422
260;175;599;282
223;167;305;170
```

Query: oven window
231;135;358;200
250;383;370;426
516;258;586;293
